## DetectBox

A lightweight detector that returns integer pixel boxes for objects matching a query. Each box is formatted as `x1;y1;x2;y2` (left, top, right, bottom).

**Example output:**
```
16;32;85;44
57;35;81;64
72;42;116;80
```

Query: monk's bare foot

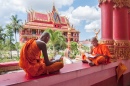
51;70;60;74
82;60;88;63
89;62;95;66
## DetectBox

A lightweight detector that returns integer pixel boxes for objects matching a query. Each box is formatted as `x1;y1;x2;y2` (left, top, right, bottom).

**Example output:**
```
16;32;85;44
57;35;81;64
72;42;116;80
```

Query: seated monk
19;32;64;77
82;37;111;66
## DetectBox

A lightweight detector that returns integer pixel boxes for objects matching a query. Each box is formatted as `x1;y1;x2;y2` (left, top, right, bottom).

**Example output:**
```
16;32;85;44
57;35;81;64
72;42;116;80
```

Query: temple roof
27;11;68;24
24;5;80;33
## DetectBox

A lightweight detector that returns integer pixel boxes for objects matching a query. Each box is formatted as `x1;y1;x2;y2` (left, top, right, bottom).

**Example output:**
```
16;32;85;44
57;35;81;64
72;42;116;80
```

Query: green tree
0;26;6;58
10;15;22;57
45;29;67;57
5;24;15;58
0;26;6;43
70;41;79;59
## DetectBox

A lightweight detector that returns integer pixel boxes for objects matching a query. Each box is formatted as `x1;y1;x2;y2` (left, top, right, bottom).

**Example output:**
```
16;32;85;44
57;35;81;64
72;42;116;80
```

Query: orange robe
89;44;111;65
82;54;87;60
116;63;127;82
19;39;63;77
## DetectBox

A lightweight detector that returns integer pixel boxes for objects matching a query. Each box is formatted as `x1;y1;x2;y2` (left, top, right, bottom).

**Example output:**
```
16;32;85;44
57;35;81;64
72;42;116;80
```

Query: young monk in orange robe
82;37;111;66
19;32;63;77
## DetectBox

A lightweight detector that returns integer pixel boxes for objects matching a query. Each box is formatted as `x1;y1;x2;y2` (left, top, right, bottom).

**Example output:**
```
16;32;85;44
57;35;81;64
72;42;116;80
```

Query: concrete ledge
0;61;19;67
0;60;130;86
0;61;20;73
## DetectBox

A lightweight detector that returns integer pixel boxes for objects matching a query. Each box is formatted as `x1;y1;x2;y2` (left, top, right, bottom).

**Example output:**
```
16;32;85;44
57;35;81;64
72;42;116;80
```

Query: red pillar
128;10;130;59
67;27;71;49
99;0;114;57
113;7;128;40
113;7;129;59
67;32;71;49
100;1;113;40
128;11;130;40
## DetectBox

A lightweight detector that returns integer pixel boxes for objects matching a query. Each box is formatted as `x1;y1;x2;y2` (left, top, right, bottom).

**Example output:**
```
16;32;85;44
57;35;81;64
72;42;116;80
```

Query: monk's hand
95;54;102;57
104;55;109;59
54;57;63;62
50;58;55;61
46;61;54;66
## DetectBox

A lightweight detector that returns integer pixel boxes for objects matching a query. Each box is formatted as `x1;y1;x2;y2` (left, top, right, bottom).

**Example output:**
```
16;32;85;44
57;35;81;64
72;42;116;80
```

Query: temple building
19;5;80;43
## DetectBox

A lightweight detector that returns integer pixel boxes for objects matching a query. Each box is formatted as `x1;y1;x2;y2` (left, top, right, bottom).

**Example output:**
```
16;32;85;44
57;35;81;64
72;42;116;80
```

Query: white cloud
85;20;101;32
0;0;74;26
0;0;101;36
70;5;101;32
60;5;101;32
60;7;81;27
72;6;101;21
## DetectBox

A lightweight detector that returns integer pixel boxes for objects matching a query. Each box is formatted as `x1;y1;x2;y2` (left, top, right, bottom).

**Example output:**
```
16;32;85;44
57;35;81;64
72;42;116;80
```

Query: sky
0;0;101;41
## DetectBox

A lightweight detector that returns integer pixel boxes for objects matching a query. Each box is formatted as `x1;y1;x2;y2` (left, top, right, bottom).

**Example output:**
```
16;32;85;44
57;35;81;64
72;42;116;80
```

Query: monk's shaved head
91;37;98;42
40;32;50;38
39;31;50;43
91;37;98;47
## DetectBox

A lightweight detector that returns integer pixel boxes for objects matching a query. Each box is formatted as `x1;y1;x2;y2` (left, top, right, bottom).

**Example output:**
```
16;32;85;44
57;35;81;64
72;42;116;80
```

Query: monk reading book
19;32;63;77
82;37;111;66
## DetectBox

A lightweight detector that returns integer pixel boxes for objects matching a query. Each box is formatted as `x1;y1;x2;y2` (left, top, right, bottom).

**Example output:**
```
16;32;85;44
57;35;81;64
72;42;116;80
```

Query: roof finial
52;0;56;12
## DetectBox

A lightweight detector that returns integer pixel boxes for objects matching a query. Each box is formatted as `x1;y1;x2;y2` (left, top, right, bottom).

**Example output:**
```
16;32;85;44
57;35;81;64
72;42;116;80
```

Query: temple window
71;38;73;41
32;29;36;34
40;30;44;34
71;33;73;36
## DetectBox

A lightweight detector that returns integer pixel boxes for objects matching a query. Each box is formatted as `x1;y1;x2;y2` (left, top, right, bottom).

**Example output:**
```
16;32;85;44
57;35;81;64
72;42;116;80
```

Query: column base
114;40;130;59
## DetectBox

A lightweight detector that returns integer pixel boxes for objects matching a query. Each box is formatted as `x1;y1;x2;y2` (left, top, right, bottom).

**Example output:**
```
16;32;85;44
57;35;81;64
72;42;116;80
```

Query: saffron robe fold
19;39;63;77
89;44;111;65
116;63;127;82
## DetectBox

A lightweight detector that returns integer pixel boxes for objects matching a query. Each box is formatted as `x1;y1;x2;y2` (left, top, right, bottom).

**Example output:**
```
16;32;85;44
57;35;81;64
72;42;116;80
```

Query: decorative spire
52;2;56;12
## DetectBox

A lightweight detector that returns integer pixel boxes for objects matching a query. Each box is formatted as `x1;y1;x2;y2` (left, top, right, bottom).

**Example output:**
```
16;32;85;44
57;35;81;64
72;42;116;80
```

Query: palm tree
45;29;67;57
0;26;7;49
10;15;22;57
0;26;6;42
5;24;14;58
0;26;3;39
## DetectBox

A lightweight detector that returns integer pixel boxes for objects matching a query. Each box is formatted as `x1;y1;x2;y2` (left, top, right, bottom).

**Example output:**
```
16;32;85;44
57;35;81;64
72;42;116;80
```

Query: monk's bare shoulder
35;40;46;50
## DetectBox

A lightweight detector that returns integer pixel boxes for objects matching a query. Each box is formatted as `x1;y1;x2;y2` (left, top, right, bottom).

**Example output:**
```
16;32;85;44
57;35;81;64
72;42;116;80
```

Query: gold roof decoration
99;0;130;8
113;0;130;8
98;0;107;3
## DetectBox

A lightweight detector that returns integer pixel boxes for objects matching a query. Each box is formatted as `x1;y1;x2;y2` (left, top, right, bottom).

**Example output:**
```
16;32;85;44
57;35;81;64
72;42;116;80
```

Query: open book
85;53;95;58
54;55;62;60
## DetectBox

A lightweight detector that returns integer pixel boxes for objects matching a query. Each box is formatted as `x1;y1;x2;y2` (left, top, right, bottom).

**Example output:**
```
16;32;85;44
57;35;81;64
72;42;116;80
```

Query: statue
94;29;100;38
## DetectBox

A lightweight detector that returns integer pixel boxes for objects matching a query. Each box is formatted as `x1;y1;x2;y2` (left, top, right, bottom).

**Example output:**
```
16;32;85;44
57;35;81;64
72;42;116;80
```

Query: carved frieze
113;0;130;8
99;0;130;8
100;40;114;58
100;40;114;45
99;0;113;4
114;40;130;46
114;40;130;59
